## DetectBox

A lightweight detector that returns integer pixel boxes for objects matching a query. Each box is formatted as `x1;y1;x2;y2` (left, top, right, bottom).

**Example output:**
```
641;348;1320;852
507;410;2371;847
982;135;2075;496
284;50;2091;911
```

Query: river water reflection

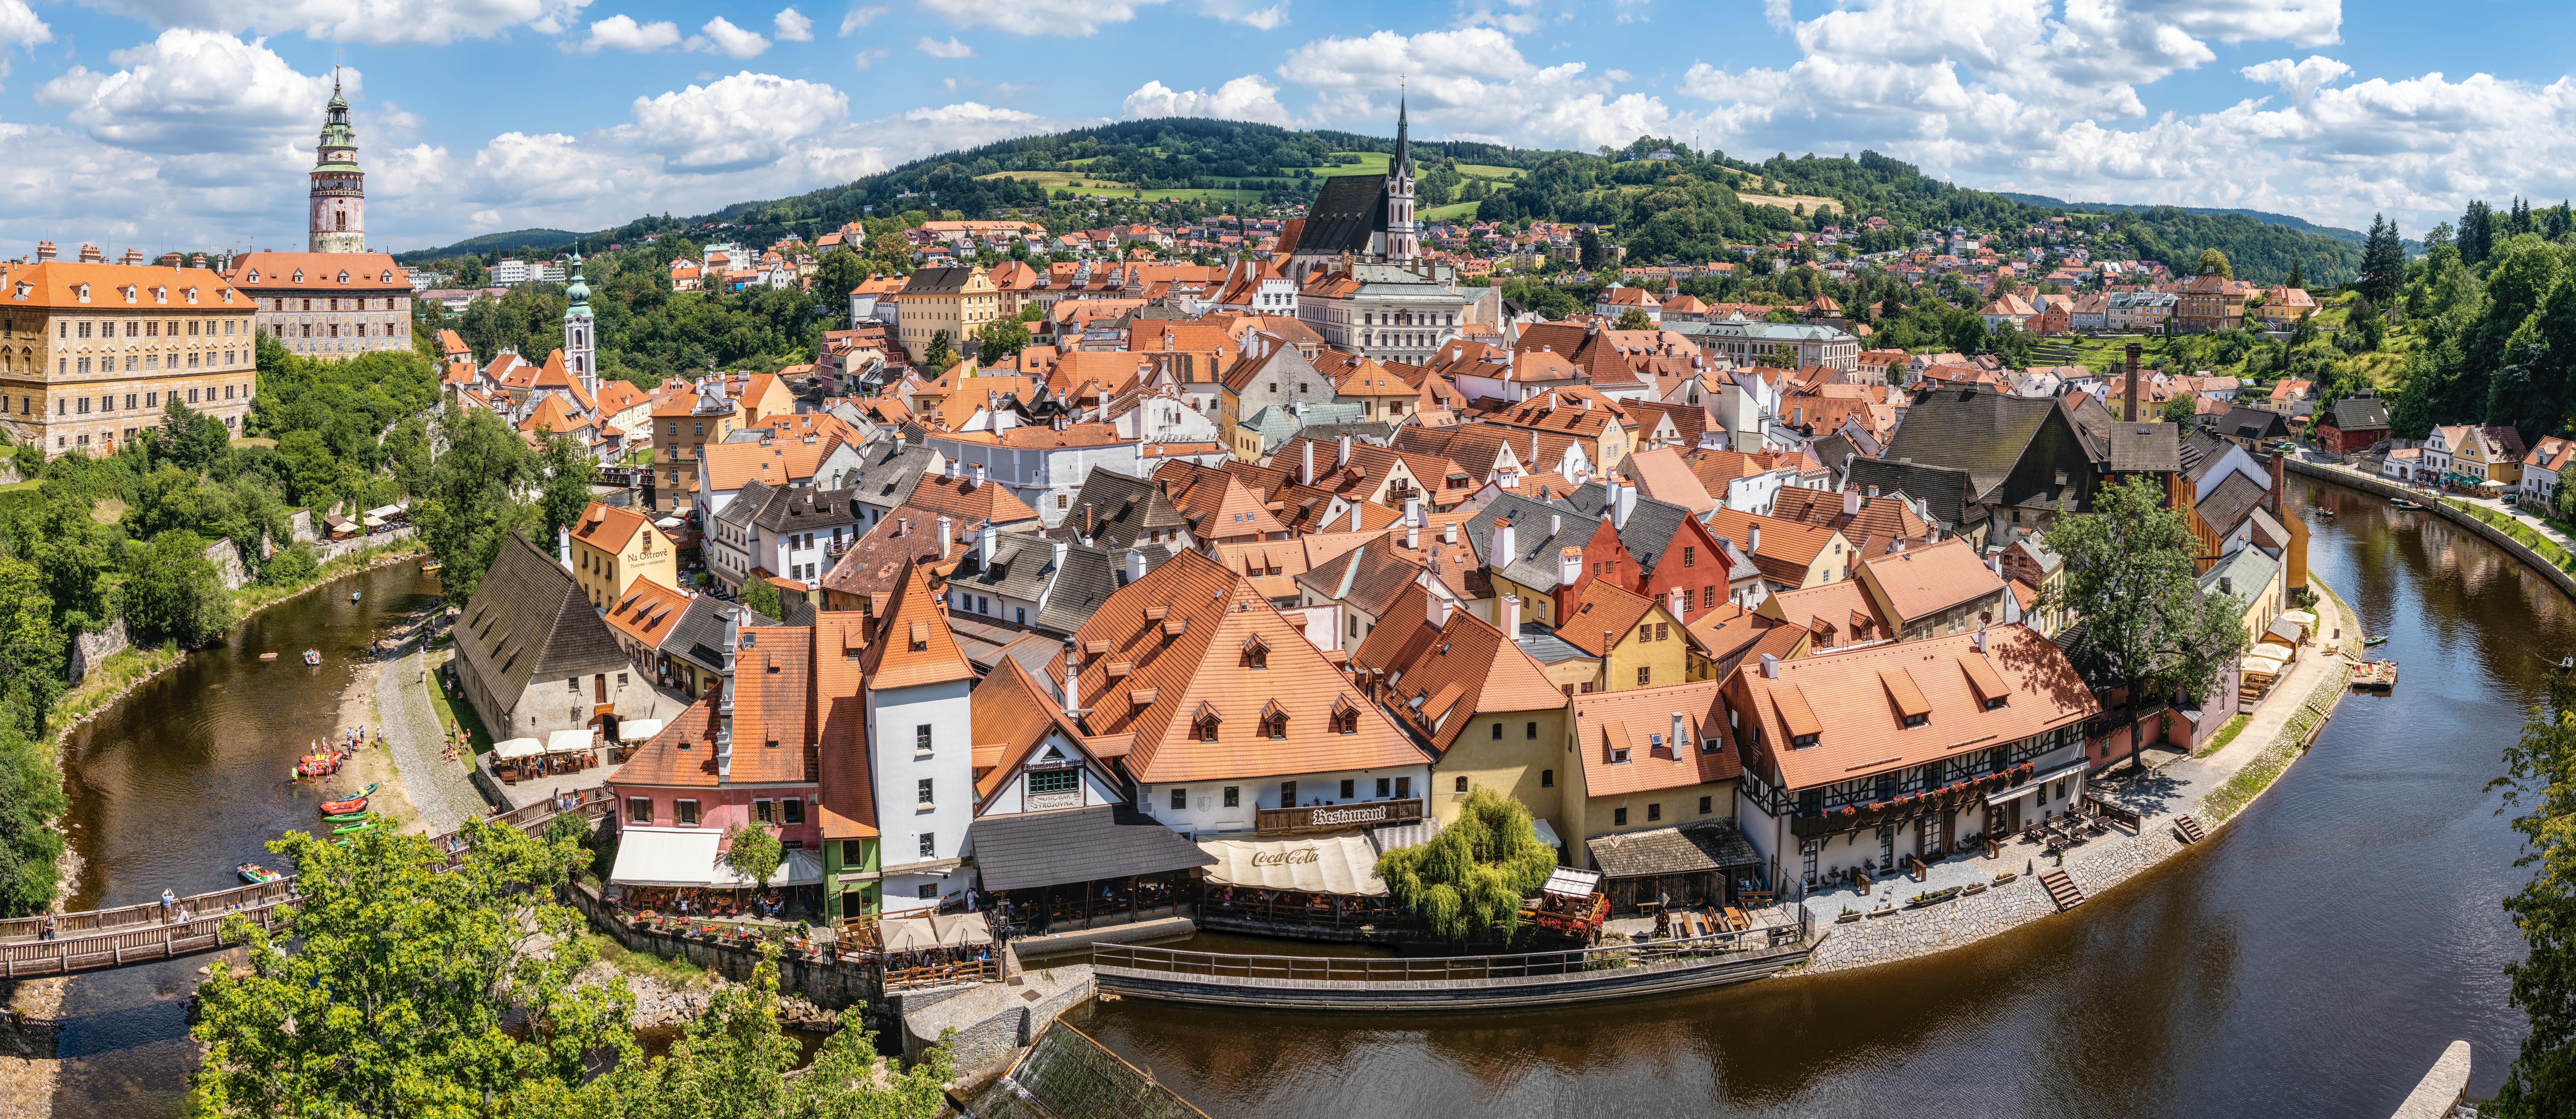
1074;478;2538;1118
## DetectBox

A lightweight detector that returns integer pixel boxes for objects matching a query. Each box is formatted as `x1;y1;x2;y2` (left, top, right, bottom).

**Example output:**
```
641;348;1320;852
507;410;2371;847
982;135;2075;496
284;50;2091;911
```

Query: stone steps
2173;814;2208;844
2039;868;2084;911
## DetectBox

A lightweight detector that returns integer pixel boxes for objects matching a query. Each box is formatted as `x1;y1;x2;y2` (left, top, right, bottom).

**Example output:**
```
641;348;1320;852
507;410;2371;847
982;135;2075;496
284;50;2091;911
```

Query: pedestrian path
375;639;485;834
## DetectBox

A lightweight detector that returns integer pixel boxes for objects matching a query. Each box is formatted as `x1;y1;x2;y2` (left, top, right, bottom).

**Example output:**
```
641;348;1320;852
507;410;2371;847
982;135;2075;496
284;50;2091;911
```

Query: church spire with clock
308;69;366;253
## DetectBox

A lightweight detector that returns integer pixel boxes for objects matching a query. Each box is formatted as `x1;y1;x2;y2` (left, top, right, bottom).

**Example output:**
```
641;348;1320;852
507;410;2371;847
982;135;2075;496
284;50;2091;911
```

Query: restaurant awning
967;805;1215;893
2279;609;2318;628
1530;816;1563;853
1982;759;2094;805
2240;655;2285;676
877;911;994;953
545;729;596;755
608;827;820;888
617;719;665;743
1198;832;1389;896
491;737;544;760
1541;866;1602;899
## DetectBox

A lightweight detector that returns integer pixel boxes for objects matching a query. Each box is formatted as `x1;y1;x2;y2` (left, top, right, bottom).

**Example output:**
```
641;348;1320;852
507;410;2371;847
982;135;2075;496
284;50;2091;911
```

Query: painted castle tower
308;69;366;253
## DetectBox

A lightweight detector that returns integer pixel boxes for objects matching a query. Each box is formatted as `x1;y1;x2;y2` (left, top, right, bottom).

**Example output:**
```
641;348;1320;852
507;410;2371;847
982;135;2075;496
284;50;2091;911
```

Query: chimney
1672;712;1689;762
1302;440;1316;486
1123;546;1146;585
1502;593;1522;640
1670;589;1687;618
1426;592;1451;628
2269;443;2287;515
1405;504;1421;551
35;241;56;262
1614;476;1637;529
1084;501;1098;537
1747;524;1761;555
1337;433;1353;467
1492;517;1516;563
978;519;999;565
2124;341;2144;424
1551;512;1563;538
1559;546;1583;586
77;243;101;263
717;606;742;778
1843;485;1861;517
1973;627;1988;654
1062;642;1082;717
1444;520;1458;545
972;461;987;488
1760;652;1779;679
558;525;573;572
1050;537;1069;573
936;515;952;560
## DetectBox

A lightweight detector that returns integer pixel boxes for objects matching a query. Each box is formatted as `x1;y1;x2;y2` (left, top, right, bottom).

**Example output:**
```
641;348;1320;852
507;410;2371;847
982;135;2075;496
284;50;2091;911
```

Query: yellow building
0;252;259;456
1354;592;1578;847
568;500;680;609
894;265;1000;367
1556;580;1708;692
1565;680;1740;844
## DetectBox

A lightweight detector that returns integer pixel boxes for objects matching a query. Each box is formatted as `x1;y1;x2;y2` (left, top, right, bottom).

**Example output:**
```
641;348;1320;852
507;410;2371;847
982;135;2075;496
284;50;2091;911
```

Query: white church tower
1384;94;1419;265
563;249;597;399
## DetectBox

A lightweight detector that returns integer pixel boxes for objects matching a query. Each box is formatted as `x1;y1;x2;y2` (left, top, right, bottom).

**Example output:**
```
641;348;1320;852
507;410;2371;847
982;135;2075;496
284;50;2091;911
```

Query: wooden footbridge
0;787;610;979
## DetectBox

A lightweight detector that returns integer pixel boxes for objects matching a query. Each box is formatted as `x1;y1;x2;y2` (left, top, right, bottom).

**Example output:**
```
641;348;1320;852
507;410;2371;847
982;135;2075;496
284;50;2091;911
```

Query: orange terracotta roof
1062;549;1424;785
1354;589;1564;754
903;473;1041;527
859;560;976;690
571;501;655;557
1734;624;2096;789
1856;537;2005;623
1573;681;1741;797
619;623;819;787
603;576;692;649
814;610;876;838
1558;580;1662;657
969;657;1098;802
699;439;833;493
1757;580;1891;649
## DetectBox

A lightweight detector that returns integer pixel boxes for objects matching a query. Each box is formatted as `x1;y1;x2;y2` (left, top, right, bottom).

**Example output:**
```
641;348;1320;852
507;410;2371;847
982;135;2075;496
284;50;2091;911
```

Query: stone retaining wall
564;882;884;1012
2290;459;2576;600
65;619;129;685
900;961;1094;1084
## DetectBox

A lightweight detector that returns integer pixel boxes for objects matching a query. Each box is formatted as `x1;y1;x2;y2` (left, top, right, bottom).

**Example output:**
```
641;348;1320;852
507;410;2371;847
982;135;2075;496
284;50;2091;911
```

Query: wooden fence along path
0;786;611;978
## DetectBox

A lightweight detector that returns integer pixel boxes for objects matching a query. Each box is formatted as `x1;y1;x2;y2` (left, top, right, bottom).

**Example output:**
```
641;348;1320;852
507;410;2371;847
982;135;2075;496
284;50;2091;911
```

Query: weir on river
27;479;2545;1116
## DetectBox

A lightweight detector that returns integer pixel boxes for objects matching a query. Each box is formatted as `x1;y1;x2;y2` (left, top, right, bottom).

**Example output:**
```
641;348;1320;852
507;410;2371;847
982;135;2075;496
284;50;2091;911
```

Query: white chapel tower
308;69;366;253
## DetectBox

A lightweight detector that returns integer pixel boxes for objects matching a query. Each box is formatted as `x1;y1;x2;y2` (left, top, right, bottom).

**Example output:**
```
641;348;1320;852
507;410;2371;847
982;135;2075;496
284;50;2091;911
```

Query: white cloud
917;35;972;58
2241;55;2352;102
1276;27;1671;151
0;0;51;82
1198;0;1287;30
1123;75;1291;125
852;47;888;68
686;16;770;58
77;0;596;47
838;4;887;34
619;71;846;172
919;0;1167;37
574;14;680;53
35;29;338;155
1605;68;1632;83
773;7;814;40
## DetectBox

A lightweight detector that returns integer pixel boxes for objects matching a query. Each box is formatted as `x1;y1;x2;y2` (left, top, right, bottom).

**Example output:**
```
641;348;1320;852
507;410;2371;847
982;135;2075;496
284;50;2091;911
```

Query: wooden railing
1094;906;1812;985
0;785;611;978
2083;795;2143;832
883;957;999;992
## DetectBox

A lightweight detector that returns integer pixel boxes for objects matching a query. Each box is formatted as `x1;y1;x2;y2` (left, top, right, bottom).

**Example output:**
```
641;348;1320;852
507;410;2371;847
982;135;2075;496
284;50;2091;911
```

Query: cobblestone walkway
374;637;484;834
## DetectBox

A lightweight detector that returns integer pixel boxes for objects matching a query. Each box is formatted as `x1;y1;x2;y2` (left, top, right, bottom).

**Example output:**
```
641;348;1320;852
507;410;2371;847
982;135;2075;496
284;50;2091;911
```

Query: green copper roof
562;249;592;319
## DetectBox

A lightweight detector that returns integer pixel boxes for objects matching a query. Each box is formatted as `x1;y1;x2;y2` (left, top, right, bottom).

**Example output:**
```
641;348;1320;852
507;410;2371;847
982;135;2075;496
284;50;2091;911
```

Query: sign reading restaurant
1255;797;1426;835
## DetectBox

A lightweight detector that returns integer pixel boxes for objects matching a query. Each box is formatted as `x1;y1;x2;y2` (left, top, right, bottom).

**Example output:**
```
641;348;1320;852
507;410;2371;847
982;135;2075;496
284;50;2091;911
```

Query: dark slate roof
2218;406;2290;441
950;529;1063;604
2106;421;2182;474
2051;622;2126;692
967;805;1216;892
2322;395;2391;431
1296;420;1396;446
749;483;866;534
1881;386;2075;498
903;265;977;296
1845;458;1975;530
1295;172;1389;258
454;533;630;700
1515;623;1593;665
1564;481;1692;570
2196;471;2269;534
661;593;782;674
1462;491;1588;594
2178;429;2230;481
840;438;941;505
1047;468;1191;552
1583;819;1761;879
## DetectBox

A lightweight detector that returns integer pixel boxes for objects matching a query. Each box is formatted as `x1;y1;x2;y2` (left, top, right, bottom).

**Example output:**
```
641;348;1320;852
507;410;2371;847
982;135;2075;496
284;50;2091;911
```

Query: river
1070;477;2540;1118
40;480;2544;1116
46;562;439;1116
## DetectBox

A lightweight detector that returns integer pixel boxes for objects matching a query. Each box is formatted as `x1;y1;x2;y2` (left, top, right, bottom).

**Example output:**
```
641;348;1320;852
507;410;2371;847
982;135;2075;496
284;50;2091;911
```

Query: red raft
318;783;378;815
294;751;345;778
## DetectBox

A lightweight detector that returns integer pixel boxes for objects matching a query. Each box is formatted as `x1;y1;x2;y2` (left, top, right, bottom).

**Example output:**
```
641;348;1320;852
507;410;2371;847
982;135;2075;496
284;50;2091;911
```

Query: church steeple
1384;91;1418;265
562;248;597;400
308;66;366;253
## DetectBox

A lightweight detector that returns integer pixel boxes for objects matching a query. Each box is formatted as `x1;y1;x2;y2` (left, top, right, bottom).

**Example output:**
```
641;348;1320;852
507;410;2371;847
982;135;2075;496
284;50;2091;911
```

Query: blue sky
5;0;2573;254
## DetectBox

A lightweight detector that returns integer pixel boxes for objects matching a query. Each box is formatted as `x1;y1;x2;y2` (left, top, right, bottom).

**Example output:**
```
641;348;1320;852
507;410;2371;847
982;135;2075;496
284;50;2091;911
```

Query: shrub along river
34;479;2544;1116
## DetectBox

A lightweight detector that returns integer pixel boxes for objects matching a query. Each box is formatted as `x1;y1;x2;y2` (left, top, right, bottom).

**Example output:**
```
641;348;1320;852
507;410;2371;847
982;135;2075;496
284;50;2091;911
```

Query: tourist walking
159;888;175;920
39;914;56;941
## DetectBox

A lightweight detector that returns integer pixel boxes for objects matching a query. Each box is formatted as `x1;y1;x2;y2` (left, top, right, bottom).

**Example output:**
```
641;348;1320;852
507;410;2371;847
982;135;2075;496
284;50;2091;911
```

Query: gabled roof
860;560;977;690
2322;394;2391;432
1556;580;1667;656
971;657;1100;802
1051;468;1191;551
1062;549;1424;785
1295;173;1390;258
452;534;629;701
817;506;950;611
603;576;694;651
1571;681;1741;798
1855;537;2006;624
2196;470;2270;534
700;438;834;494
1355;588;1566;754
570;500;655;558
903;473;1041;528
1705;507;1846;584
1768;485;1931;544
1844;458;1977;530
1733;624;2096;789
1880;386;2089;502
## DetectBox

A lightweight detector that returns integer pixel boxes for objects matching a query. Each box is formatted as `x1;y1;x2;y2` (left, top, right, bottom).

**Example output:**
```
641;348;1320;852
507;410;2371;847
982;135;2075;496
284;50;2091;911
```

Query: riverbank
1800;578;2360;974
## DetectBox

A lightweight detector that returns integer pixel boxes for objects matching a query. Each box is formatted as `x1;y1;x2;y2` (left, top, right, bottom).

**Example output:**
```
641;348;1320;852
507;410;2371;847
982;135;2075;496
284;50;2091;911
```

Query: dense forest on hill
398;121;2368;287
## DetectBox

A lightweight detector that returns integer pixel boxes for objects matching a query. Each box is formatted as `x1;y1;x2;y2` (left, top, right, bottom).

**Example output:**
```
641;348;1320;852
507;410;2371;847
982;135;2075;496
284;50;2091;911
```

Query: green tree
619;942;953;1119
972;315;1032;361
190;819;636;1117
2358;213;2406;307
123;529;237;648
2038;475;2249;771
410;406;540;597
722;822;784;892
923;330;954;372
2285;259;2306;290
537;436;596;543
2490;667;2576;1115
2490;277;2576;445
158;394;234;474
2195;248;2233;278
738;575;785;621
1613;307;1654;331
1375;788;1557;944
2158;393;2199;426
814;247;869;311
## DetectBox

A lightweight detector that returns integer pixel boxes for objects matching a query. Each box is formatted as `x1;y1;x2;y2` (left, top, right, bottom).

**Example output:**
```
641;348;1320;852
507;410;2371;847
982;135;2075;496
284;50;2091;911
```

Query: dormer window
1791;733;1819;748
1196;716;1220;742
1260;700;1288;740
1241;635;1268;669
291;270;304;284
1983;696;2008;711
152;286;167;304
246;270;260;284
120;285;136;303
380;271;393;283
75;284;90;303
185;287;198;305
1331;697;1360;734
1902;713;1929;729
337;271;350;284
